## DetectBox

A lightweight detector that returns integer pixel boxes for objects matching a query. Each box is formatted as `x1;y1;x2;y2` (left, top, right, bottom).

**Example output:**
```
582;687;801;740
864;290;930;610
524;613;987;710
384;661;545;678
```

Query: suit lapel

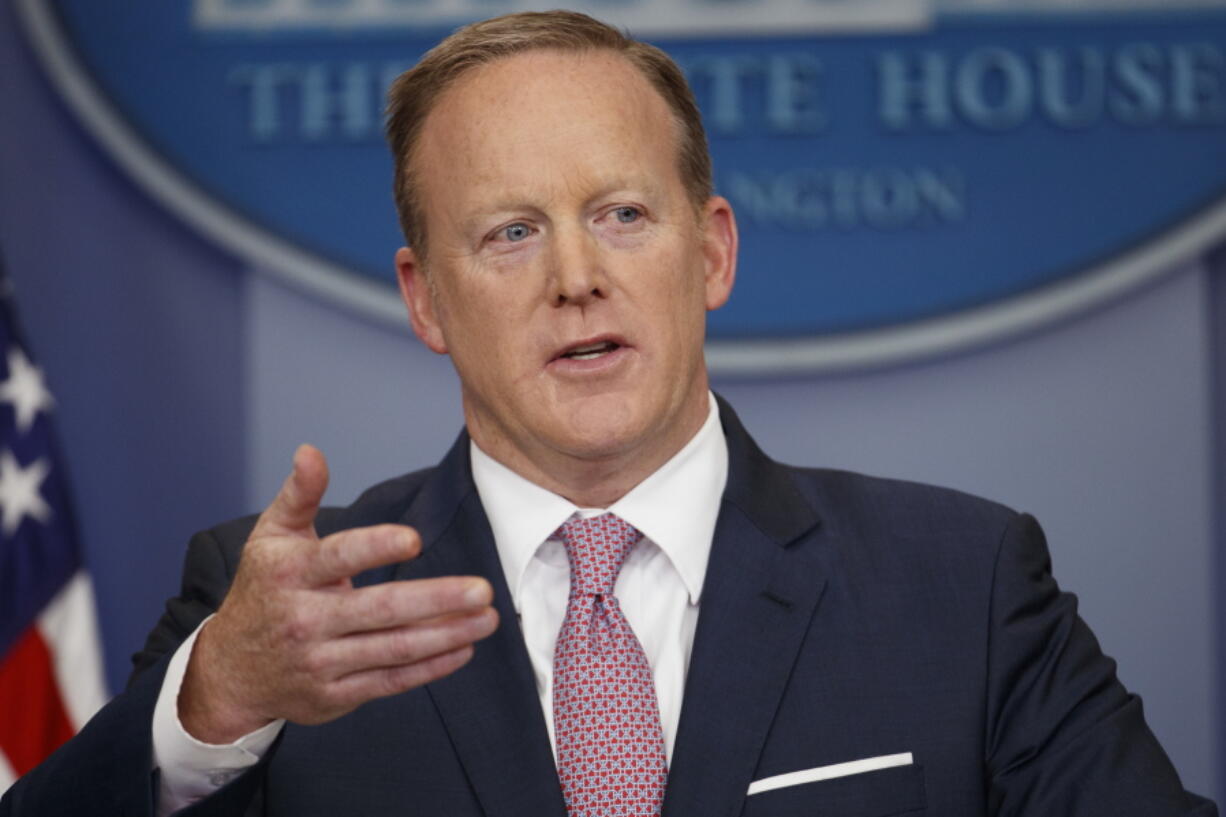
391;434;567;817
376;401;824;817
663;399;828;817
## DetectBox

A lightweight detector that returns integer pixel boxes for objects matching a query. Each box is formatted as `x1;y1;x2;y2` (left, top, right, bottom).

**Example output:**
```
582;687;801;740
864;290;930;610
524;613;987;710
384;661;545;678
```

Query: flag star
0;449;51;535
0;348;54;432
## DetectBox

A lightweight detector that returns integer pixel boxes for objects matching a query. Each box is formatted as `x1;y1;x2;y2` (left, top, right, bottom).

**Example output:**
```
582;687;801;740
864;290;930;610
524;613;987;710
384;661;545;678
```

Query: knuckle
439;620;472;650
386;627;423;663
319;537;353;578
383;671;408;698
268;557;300;587
280;606;315;644
314;538;339;575
382;664;423;697
300;648;329;679
369;592;399;629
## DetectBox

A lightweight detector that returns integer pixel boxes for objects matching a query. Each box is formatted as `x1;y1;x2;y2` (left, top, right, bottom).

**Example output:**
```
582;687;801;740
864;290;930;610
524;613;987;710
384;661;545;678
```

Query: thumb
254;444;329;537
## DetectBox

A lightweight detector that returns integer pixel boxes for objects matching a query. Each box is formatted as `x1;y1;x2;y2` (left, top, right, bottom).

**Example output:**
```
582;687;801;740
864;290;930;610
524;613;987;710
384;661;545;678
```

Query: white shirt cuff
151;615;284;817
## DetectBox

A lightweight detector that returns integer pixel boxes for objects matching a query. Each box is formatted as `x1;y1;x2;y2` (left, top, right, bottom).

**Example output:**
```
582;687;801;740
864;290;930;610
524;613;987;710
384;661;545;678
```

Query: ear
700;196;737;311
395;246;448;354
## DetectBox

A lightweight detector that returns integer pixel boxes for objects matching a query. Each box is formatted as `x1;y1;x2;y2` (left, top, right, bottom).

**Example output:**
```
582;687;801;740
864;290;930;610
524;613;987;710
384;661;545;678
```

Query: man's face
396;49;736;498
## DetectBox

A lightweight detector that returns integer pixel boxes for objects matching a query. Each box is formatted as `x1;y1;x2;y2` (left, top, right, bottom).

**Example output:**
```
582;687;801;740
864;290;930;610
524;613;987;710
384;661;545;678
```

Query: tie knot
555;513;642;596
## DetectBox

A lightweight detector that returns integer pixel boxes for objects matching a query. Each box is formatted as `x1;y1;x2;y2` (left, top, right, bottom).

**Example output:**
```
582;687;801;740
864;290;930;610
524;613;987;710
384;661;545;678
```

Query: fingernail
465;579;490;605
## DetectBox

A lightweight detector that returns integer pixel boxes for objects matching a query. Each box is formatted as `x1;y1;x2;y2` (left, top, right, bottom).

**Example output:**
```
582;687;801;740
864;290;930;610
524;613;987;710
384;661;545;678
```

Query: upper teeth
565;342;614;359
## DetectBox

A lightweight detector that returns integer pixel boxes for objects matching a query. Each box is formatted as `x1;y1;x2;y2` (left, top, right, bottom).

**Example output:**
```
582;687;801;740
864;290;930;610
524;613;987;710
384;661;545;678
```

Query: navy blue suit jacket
3;399;1215;816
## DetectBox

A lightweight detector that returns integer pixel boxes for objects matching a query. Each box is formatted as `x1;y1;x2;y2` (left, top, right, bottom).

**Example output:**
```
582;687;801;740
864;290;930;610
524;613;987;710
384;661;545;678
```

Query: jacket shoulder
795;465;1015;520
784;465;1022;561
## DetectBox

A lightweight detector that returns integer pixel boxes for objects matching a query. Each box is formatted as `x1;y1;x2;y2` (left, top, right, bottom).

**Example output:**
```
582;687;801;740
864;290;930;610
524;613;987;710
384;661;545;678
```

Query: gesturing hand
178;444;498;744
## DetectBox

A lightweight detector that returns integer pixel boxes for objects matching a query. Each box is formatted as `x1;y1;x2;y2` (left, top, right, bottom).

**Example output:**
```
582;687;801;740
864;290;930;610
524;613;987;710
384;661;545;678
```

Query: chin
554;423;640;460
548;404;651;461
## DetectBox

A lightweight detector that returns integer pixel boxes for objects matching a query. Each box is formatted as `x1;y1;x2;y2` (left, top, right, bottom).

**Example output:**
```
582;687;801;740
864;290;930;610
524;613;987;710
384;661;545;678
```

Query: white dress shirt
473;392;727;761
151;393;727;815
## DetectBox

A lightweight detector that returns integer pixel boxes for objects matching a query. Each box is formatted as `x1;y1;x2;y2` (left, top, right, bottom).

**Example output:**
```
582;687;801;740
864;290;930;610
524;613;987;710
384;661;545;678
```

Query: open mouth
554;337;626;363
561;341;619;360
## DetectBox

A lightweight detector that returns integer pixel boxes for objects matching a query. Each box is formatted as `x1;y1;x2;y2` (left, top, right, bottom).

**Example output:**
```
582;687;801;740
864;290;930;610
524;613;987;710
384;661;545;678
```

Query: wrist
178;618;273;744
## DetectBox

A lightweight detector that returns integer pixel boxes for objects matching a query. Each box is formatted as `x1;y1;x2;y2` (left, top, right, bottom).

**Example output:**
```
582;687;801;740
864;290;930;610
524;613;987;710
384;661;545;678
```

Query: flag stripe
0;744;15;794
0;253;108;796
0;625;75;776
37;571;107;729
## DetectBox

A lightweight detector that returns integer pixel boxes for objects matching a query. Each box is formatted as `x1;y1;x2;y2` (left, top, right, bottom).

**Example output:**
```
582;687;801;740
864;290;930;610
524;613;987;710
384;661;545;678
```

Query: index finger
302;523;422;586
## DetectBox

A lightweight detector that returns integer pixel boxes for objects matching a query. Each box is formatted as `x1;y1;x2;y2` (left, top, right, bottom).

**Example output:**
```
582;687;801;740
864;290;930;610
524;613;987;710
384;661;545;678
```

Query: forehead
414;49;683;212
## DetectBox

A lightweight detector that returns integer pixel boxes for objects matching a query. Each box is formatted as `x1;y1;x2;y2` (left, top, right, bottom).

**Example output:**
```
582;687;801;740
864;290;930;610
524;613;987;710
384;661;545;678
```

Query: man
2;10;1215;817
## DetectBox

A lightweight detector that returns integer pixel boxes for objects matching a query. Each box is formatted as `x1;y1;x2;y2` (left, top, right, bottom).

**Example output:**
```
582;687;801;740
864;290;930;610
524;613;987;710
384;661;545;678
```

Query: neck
466;392;711;508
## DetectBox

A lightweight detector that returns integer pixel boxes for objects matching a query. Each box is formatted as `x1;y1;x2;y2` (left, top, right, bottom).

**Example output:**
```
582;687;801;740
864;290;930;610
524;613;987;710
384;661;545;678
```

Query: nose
548;224;608;308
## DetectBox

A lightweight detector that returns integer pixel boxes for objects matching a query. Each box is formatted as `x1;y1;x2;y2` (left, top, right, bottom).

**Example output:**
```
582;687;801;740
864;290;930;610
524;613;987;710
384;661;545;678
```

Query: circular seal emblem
17;0;1226;372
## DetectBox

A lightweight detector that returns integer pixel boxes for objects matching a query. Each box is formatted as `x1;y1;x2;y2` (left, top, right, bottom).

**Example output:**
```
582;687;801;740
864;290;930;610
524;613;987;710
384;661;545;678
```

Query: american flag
0;255;108;793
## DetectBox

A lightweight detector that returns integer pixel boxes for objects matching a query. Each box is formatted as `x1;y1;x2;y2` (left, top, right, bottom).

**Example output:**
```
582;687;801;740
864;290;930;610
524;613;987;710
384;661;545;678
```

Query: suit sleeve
130;523;251;686
984;513;1216;817
0;525;267;817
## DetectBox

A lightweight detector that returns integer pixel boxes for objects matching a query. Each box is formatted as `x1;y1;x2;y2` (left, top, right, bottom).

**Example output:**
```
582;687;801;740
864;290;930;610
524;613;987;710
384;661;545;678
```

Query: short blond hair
385;10;712;258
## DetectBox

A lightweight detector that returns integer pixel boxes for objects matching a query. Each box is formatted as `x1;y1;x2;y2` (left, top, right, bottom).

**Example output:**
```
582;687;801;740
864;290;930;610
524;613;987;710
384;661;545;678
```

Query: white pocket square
747;752;914;795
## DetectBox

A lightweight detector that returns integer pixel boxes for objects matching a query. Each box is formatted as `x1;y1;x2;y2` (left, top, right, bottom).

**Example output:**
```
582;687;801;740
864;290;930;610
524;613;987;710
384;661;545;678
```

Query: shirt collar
470;392;728;611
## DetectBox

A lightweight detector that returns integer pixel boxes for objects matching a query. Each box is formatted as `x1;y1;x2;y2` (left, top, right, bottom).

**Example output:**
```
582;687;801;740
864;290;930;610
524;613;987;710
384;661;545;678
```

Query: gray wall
1211;246;1226;799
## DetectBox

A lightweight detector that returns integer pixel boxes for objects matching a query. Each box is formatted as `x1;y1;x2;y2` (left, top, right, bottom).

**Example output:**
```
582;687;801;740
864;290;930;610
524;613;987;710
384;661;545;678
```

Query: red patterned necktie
552;513;669;817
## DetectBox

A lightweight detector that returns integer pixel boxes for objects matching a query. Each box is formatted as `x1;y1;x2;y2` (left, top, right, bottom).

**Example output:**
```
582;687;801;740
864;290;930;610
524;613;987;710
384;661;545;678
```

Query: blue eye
502;223;531;242
614;207;641;224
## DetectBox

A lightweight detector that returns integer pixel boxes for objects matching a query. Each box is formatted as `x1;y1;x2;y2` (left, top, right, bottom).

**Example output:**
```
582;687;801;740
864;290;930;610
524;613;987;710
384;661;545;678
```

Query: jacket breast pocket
740;763;926;817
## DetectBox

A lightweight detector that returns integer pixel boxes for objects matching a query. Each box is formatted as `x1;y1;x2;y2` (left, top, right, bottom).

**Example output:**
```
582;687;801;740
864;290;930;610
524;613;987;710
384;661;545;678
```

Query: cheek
636;266;708;360
436;286;505;360
439;278;544;381
657;248;712;314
